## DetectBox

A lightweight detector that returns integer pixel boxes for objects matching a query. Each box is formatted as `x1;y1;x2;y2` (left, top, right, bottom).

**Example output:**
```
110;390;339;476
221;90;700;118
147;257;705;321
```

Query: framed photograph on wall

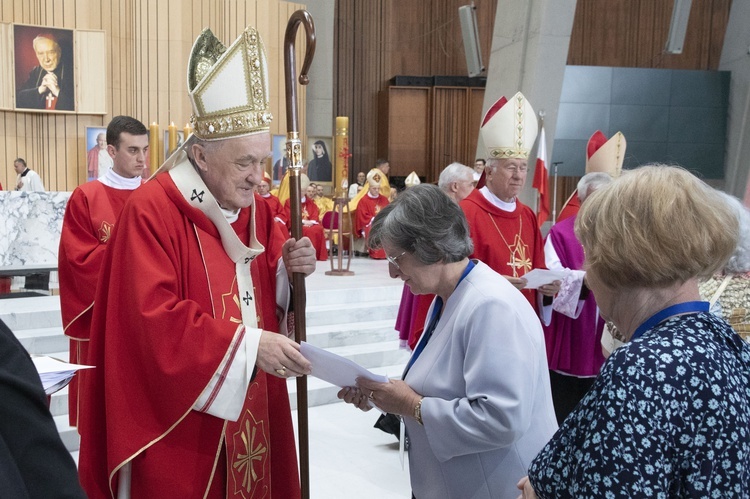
163;130;185;161
307;136;333;183
14;24;75;112
85;126;109;182
271;134;288;185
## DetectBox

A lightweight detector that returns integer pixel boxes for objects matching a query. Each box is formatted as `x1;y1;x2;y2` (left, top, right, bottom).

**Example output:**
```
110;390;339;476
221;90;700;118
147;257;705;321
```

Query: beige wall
0;0;306;192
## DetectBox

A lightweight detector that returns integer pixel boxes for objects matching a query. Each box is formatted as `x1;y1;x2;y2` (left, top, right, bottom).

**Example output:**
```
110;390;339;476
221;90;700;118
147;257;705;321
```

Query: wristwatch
413;397;424;425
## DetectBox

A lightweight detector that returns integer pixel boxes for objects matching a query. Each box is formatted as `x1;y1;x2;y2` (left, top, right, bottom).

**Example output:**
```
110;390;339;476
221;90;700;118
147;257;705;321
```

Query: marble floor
293;402;413;498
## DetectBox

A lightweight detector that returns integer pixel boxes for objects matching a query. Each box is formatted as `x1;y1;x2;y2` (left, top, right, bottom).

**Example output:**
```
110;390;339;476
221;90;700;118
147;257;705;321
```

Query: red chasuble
355;193;389;259
58;181;134;427
260;193;290;240
555;190;580;223
460;189;545;309
283;197;328;261
77;174;298;499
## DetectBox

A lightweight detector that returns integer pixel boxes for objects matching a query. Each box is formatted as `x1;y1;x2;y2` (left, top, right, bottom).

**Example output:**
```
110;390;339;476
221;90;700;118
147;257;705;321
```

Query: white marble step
306;299;400;327
54;415;80;453
0;295;61;330
306;284;402;307
15;326;68;355
323;340;410;370
306;319;398;349
50;385;69;418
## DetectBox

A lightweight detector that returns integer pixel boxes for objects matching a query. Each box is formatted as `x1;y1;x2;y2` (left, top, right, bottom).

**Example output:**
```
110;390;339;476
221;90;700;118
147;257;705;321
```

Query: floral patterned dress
528;311;750;498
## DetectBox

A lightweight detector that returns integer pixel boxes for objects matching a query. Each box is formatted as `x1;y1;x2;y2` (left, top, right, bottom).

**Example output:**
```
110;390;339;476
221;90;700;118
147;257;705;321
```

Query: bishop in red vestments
258;174;290;240
355;178;389;259
77;26;315;499
461;93;559;310
58;116;149;428
282;176;328;261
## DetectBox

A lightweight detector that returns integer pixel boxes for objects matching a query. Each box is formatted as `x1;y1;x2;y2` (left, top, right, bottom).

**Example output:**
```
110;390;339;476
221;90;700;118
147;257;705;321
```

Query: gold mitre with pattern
188;26;273;140
585;130;627;176
367;169;383;185
480;92;538;160
405;171;421;188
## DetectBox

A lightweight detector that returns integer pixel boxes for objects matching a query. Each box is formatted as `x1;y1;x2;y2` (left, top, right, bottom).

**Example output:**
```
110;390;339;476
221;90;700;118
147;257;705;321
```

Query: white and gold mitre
367;169;383;185
405;171;421;188
480;92;538;160
585;130;627;176
188;26;273;140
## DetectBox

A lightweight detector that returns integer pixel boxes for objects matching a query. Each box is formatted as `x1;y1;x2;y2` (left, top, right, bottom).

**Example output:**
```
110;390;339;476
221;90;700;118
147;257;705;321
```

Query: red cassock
555;191;580;223
460;189;545;309
355;193;389;259
77;175;299;499
58;181;134;427
260;193;290;240
283;197;328;261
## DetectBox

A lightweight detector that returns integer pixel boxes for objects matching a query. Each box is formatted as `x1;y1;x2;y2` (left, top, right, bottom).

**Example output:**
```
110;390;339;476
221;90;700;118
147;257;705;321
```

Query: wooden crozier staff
284;10;316;499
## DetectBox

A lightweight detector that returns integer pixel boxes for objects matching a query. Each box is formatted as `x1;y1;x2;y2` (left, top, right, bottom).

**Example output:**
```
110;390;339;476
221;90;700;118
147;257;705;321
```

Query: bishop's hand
257;330;312;378
282;237;316;277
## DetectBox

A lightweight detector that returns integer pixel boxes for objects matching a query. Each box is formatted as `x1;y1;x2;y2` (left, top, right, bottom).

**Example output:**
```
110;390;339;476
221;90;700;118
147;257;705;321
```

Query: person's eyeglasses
386;251;407;270
501;164;528;174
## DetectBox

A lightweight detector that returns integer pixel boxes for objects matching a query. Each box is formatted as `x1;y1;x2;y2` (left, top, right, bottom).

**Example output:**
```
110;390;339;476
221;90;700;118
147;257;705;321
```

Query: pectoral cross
45;92;56;110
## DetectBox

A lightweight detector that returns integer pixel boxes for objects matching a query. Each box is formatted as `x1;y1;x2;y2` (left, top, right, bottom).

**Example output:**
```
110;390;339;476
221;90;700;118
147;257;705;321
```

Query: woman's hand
504;275;527;290
516;476;538;499
336;386;372;412
356;378;421;417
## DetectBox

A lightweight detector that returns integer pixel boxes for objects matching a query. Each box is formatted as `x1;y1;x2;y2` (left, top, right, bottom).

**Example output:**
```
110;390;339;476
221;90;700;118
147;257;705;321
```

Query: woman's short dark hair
369;184;473;264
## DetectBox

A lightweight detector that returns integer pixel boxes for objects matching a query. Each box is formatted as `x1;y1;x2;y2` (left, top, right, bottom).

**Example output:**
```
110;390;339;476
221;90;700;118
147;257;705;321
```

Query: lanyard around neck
631;301;709;341
403;260;476;377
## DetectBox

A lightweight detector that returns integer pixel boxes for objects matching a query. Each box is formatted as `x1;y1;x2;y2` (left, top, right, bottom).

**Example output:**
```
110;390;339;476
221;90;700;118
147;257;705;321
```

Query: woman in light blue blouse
518;165;750;498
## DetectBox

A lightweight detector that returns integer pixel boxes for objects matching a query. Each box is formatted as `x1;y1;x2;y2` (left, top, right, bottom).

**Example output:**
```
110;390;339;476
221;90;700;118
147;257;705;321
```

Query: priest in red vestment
554;130;626;224
281;175;328;261
258;172;289;240
58;115;148;428
460;92;559;310
541;132;624;422
77;26;315;499
356;175;390;259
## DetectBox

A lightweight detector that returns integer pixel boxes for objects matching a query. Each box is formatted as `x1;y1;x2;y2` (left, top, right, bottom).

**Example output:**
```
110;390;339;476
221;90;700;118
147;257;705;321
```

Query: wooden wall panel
0;0;306;192
568;0;732;69
468;88;484;163
381;87;430;178
380;86;484;184
335;0;497;183
431;87;469;180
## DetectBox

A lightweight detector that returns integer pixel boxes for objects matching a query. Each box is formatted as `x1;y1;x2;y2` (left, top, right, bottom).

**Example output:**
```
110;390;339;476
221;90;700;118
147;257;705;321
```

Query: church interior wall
0;0;306;192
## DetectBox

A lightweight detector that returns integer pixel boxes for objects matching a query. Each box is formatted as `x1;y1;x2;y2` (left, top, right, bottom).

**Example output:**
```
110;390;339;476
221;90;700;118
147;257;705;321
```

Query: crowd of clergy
3;21;749;499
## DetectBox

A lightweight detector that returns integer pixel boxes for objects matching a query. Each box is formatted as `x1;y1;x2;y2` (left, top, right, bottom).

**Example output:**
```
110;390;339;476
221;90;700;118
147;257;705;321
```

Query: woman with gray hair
518;165;750;498
338;184;557;499
699;191;750;341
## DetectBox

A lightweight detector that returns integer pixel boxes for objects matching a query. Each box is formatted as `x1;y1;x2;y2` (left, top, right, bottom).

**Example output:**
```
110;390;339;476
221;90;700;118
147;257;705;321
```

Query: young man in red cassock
282;175;328;261
58;115;148;428
77;26;316;499
460;92;560;311
258;172;290;240
355;174;389;259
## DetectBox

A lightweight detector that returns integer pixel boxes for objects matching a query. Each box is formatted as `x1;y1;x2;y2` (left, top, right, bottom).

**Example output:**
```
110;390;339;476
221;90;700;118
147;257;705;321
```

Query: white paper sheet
300;341;389;388
31;355;95;395
521;268;569;289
